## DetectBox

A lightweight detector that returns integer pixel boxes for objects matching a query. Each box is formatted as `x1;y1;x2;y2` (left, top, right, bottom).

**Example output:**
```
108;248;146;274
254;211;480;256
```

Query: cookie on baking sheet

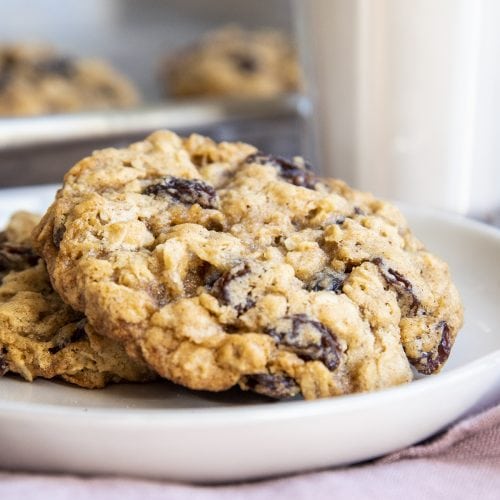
0;212;154;389
33;130;463;399
0;44;139;116
164;26;301;98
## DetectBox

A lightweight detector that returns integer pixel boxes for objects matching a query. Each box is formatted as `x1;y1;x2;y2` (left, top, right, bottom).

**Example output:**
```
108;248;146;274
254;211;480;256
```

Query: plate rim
1;350;499;423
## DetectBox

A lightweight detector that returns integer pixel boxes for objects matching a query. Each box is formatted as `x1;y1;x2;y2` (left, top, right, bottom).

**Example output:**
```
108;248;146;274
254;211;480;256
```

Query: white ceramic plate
0;185;499;483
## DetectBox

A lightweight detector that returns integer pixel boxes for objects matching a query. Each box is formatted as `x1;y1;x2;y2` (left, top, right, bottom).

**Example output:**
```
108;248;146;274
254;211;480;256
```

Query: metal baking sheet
0;95;309;187
0;95;307;150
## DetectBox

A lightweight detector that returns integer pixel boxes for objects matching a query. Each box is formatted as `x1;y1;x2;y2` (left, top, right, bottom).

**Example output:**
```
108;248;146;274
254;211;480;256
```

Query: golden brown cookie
0;212;154;389
33;131;463;399
0;44;139;116
164;26;301;98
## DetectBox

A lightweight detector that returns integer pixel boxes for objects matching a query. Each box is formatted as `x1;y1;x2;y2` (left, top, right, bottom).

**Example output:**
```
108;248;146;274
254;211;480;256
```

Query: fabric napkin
1;401;499;500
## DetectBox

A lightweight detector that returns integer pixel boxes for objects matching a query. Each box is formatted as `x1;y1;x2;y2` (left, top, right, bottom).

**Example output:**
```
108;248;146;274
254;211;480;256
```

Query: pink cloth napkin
1;403;499;500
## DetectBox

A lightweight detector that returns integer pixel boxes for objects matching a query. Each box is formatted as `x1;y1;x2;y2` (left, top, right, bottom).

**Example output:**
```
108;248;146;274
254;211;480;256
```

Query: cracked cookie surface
164;26;301;98
0;212;154;388
33;131;463;399
0;44;139;116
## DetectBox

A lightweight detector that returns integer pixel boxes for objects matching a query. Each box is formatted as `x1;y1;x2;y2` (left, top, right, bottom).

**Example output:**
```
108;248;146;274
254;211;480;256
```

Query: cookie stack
0;212;153;388
0;131;463;399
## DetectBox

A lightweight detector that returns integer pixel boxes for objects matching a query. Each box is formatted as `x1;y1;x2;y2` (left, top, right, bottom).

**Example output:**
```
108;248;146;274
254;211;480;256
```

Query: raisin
97;84;117;98
373;257;420;313
52;224;66;249
49;319;87;354
244;373;300;399
48;343;62;355
354;207;365;215
0;347;8;376
0;243;39;273
307;269;346;293
143;176;218;209
229;52;258;73
70;320;87;342
0;53;16;90
0;71;11;91
201;262;222;288
35;57;75;77
245;153;317;190
409;321;452;375
212;262;255;314
265;314;341;370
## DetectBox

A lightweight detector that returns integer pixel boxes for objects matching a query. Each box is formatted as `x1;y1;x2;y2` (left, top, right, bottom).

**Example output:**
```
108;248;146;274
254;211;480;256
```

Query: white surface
0;185;499;482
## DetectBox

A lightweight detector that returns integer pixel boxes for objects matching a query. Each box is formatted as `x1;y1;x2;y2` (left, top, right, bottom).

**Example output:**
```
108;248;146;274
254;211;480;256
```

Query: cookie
0;212;154;389
33;131;463;399
0;44;139;116
0;211;40;277
164;26;301;98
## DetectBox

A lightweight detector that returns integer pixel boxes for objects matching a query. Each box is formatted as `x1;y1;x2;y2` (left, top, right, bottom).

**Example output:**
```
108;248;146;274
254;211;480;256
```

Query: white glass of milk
295;0;500;218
